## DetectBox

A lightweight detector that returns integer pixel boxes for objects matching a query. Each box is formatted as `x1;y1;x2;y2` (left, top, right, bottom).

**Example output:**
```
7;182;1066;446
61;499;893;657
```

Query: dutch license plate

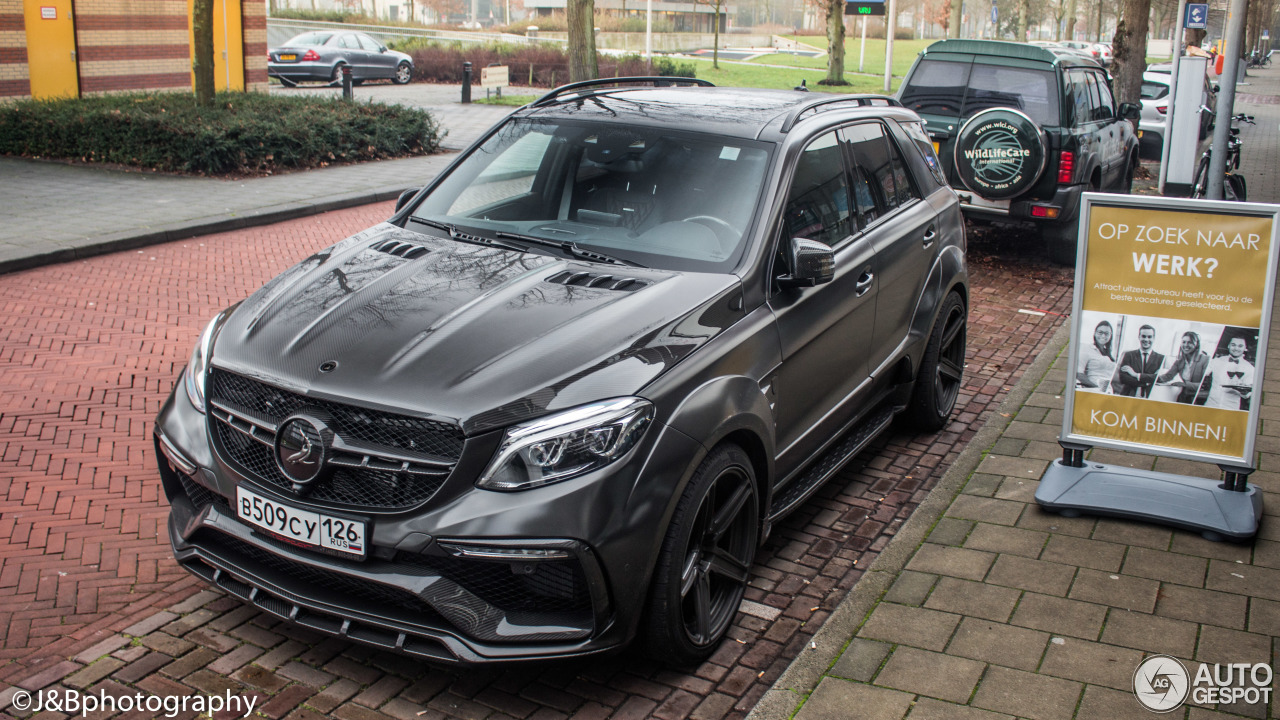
932;141;941;155
236;486;366;557
1137;130;1144;138
279;53;297;61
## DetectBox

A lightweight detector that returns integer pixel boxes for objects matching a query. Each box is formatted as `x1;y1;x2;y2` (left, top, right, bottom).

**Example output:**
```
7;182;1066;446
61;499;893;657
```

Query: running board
766;405;896;525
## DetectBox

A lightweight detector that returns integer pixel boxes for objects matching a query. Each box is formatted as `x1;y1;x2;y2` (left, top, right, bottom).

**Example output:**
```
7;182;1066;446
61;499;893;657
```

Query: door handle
855;271;874;296
922;225;937;248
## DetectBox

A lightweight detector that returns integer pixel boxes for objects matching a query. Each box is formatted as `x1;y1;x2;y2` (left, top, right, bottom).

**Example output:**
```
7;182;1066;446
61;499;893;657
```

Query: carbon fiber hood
209;224;744;434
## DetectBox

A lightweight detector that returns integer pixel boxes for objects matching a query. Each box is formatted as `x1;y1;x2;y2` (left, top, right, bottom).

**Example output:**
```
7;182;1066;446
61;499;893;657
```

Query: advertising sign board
1061;194;1280;466
844;0;885;15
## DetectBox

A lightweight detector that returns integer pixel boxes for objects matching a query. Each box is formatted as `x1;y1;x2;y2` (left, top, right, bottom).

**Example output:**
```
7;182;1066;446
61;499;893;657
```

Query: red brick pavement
0;211;1072;719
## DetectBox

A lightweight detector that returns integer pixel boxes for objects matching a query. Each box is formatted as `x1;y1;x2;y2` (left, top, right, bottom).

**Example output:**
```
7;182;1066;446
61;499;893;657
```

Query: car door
769;129;879;474
357;33;395;78
841;121;938;376
335;34;367;77
1089;70;1123;185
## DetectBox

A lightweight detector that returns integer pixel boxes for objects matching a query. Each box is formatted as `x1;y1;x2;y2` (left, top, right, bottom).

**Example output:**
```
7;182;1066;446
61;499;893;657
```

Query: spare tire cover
953;108;1048;199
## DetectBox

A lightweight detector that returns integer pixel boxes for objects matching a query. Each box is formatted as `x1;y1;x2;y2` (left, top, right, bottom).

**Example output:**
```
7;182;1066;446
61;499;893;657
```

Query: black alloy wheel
646;444;758;664
905;292;966;431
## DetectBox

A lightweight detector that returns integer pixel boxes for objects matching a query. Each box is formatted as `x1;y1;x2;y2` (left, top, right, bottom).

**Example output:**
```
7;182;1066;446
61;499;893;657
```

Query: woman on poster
1156;331;1210;404
1202;337;1256;410
1076;320;1116;391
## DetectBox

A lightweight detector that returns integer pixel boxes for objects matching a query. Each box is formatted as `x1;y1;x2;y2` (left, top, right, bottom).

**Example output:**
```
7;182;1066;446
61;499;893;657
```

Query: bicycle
1191;111;1254;201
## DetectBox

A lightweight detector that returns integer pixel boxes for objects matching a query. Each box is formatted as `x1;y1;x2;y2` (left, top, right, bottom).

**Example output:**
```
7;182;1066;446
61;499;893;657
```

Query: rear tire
904;292;966;432
644;444;758;665
1047;221;1080;266
330;63;348;85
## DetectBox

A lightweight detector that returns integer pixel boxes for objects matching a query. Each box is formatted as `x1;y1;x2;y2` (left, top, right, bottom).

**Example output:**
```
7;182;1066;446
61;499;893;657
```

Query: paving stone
962;473;1003;498
1248;597;1280;635
993;477;1040;502
233;664;291;693
989;437;1027;457
905;545;996;581
1101;609;1200;658
945;617;1050;672
140;631;196;657
963;523;1047;558
927;518;974;546
277;661;336;688
208;643;263;675
946;495;1025;526
975;454;1048;481
72;636;130;665
1091;519;1174;550
64;657;126;689
971;665;1083;720
161;608;218;637
1077;684;1170;720
255;640;307;671
905;698;1013;720
1206;560;1280;602
1196;624;1273;665
985;555;1076;596
1016;505;1097;538
924;577;1021;623
308;678;362;714
260;684;316;720
1041;535;1127;573
793;679;913;720
160;646;220;679
1069;568;1160;613
874;646;985;703
1170;533;1253;562
1122;546;1209;587
1010;593;1106;640
1039;637;1145;691
113;651;173;683
123;612;178;637
883;571;937;607
829;638;893;682
1155;584;1248;630
1251;539;1280;570
858;603;961;652
354;676;410;709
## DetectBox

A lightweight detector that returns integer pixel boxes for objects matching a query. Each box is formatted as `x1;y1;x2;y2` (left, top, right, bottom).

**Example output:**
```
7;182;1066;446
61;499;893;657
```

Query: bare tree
567;0;598;81
693;0;727;67
820;0;849;85
1109;0;1150;106
192;0;215;106
949;0;961;36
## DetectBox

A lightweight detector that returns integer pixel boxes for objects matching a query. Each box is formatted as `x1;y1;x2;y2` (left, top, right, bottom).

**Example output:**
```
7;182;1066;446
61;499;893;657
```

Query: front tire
904;292;966;431
644;444;758;665
330;62;348;85
394;62;412;84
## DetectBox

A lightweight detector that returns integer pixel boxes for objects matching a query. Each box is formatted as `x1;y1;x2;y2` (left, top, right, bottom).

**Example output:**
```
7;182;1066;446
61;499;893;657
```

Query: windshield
900;58;1061;126
283;32;332;46
410;119;772;272
1140;81;1169;100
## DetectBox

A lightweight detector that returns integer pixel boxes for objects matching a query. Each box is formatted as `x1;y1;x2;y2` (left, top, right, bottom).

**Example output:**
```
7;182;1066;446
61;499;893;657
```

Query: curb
747;320;1073;720
0;186;412;276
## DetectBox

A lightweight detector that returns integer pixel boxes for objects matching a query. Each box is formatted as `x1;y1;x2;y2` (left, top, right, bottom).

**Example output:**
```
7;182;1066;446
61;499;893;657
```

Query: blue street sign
991;0;997;24
1185;3;1208;29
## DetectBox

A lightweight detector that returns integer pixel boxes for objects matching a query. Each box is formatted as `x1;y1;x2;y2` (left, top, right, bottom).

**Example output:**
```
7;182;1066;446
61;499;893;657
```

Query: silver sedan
268;31;414;86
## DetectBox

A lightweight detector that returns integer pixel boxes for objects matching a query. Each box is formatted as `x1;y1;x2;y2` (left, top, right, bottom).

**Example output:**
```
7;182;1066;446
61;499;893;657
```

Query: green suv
898;39;1141;264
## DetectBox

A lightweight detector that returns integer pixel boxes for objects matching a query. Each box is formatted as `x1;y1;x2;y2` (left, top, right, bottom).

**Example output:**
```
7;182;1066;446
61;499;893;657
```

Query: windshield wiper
494;231;645;268
410;217;526;252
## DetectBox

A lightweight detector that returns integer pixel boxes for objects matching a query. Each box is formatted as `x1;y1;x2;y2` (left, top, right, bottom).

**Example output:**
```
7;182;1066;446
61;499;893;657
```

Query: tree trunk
1065;0;1076;39
949;0;961;37
821;0;847;84
1017;0;1027;40
712;0;721;68
192;0;215;107
1110;0;1150;106
567;0;598;82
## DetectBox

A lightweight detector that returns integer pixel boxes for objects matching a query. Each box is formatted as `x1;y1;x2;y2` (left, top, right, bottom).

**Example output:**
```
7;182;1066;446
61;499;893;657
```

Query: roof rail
781;94;903;132
530;76;716;107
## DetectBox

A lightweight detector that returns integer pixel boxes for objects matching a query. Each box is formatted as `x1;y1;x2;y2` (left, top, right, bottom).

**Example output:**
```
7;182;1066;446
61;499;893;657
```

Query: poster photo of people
1073;310;1259;412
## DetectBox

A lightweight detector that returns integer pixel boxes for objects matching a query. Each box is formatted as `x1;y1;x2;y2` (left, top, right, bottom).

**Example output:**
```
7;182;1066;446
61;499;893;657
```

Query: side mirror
395;187;420;212
1213;83;1221;93
380;46;388;53
777;237;835;288
1118;102;1140;121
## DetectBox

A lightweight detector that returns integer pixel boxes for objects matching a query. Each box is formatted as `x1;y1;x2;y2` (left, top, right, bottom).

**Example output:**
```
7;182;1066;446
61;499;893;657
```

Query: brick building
1;0;266;99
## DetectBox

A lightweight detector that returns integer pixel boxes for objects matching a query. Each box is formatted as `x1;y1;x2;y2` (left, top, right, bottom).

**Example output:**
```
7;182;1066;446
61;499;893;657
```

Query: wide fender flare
905;243;969;374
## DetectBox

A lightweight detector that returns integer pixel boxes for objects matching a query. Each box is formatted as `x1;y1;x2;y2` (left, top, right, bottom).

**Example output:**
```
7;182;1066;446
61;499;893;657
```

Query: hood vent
546;270;648;292
372;239;431;260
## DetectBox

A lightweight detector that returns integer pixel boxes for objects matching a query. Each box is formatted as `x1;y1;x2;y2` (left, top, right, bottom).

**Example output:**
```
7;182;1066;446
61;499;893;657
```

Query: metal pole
859;15;866;72
342;64;353;100
1207;0;1247;199
1158;0;1188;194
461;61;472;103
883;0;896;93
645;0;652;59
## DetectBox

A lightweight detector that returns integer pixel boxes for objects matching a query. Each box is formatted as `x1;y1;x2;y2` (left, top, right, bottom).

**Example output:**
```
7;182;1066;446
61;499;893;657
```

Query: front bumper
154;373;701;663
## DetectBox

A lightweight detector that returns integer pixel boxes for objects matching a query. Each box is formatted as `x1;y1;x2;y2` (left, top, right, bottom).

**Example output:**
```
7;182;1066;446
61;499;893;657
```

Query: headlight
183;312;223;413
477;398;654;491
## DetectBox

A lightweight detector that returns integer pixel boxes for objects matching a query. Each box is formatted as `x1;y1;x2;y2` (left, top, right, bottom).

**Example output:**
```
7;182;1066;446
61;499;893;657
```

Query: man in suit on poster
1113;325;1165;397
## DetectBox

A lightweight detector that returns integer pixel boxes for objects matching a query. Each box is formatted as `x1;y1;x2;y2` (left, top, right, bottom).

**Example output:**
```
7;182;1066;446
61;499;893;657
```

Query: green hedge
0;91;442;175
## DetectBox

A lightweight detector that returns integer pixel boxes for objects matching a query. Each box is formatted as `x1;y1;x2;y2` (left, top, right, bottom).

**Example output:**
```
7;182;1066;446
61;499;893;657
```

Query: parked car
154;79;968;665
1138;70;1216;158
1060;40;1103;63
268;31;413;86
897;39;1140;265
1092;42;1113;67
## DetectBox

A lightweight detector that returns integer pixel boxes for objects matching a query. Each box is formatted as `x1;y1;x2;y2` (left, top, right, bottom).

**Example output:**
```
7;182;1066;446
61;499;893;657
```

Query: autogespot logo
1133;655;1189;712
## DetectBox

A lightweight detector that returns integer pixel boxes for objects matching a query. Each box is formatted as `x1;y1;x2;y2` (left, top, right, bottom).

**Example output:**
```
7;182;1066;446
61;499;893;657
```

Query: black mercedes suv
898;39;1141;264
154;78;968;665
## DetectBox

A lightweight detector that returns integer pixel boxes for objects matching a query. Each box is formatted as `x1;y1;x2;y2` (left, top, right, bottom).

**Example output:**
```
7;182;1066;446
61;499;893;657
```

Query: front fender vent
372;240;431;259
545;271;648;292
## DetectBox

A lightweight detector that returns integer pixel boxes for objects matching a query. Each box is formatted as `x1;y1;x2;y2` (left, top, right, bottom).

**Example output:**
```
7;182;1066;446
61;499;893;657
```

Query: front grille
208;369;464;511
398;552;592;614
179;472;223;510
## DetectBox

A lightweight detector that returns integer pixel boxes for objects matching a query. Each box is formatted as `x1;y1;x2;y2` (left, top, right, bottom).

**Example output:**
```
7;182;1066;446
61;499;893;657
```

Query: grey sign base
1036;460;1262;541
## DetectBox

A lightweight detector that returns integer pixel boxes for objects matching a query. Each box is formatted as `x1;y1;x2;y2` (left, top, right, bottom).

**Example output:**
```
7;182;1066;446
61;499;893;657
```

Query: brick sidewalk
0;202;1073;718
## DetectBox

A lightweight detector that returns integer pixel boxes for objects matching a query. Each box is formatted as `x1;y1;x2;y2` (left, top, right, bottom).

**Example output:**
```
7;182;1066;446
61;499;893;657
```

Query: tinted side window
1069;71;1091;126
900;120;947;187
1094;73;1115;120
1083;72;1103;121
783;131;853;246
843;123;898;216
